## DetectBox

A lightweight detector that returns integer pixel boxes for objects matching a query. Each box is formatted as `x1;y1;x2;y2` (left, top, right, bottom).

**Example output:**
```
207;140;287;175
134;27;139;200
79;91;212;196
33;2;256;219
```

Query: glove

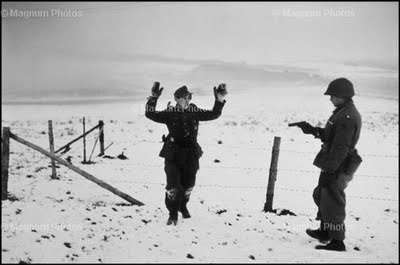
151;81;164;98
213;83;228;102
296;121;316;135
319;171;336;188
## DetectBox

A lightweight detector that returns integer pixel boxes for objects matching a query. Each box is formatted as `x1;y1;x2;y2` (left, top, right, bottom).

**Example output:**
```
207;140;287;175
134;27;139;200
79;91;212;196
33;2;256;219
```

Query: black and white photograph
1;2;398;263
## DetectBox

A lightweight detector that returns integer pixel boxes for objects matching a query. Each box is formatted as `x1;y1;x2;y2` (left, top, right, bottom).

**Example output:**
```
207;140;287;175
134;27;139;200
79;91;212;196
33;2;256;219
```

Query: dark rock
115;203;132;207
64;242;72;248
216;209;227;215
141;219;151;224
271;209;296;216
117;152;128;160
66;156;73;163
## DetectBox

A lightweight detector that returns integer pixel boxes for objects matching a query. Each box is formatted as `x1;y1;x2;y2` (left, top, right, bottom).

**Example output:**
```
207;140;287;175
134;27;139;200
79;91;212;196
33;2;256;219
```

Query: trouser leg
179;159;198;218
320;173;351;241
181;163;198;204
164;160;183;215
312;184;322;221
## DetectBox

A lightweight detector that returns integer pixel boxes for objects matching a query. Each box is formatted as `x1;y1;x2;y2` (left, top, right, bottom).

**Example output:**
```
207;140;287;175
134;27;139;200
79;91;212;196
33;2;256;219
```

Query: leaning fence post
48;121;58;179
2;127;11;200
263;136;281;212
99;120;105;156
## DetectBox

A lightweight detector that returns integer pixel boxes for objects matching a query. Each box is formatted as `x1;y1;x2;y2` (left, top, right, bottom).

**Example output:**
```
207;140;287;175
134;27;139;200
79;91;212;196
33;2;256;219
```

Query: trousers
313;172;353;240
164;148;199;214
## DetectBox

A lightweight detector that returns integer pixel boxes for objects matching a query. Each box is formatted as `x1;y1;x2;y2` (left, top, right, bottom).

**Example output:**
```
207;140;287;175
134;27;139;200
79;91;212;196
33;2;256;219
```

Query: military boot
315;239;346;251
179;204;191;219
306;221;330;243
165;188;181;226
306;228;330;243
179;188;193;219
167;212;178;226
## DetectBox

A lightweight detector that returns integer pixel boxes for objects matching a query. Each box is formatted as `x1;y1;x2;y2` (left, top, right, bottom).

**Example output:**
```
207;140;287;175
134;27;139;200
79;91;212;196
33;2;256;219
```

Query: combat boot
167;212;178;226
179;204;191;219
315;239;346;251
306;228;330;243
180;188;193;219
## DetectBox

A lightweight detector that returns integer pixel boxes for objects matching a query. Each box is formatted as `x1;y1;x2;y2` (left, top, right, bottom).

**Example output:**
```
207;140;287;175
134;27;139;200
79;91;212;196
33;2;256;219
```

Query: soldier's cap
174;86;193;99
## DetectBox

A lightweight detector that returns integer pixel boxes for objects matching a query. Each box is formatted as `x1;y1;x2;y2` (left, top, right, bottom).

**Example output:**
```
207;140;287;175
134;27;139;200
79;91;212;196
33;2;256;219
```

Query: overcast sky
2;2;398;64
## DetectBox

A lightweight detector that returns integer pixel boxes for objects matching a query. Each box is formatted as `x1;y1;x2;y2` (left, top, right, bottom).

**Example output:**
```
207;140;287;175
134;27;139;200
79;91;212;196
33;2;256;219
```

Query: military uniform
145;96;226;221
312;99;362;241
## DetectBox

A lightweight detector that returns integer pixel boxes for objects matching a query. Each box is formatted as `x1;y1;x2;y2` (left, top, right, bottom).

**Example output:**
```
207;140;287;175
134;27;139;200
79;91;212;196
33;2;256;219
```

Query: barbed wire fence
91;136;399;203
3;122;398;203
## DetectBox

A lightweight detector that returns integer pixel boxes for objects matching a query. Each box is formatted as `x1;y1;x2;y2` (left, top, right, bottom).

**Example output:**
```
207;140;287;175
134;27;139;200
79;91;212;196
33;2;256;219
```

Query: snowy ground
1;85;398;263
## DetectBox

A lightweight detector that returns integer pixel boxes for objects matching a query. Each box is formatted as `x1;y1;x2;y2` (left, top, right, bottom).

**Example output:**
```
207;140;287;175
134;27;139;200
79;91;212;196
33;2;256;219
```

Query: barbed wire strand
104;179;398;202
110;140;399;158
93;161;398;179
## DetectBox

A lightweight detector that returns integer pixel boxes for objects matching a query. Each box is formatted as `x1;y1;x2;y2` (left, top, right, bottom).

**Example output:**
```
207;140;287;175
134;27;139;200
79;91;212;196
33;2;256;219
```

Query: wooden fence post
2;127;11;200
48;121;58;179
99;120;105;156
82;117;87;163
263;136;281;212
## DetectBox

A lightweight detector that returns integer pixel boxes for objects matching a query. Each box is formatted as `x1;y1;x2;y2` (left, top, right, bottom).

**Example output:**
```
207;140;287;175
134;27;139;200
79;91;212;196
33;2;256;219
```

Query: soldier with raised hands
145;82;227;225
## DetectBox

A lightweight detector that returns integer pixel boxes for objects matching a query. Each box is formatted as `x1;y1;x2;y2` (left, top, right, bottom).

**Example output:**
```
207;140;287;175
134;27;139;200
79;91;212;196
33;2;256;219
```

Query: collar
333;99;353;114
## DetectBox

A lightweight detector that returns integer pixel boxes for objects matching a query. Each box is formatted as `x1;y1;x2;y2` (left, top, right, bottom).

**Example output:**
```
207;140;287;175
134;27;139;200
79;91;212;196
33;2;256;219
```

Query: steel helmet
324;78;355;97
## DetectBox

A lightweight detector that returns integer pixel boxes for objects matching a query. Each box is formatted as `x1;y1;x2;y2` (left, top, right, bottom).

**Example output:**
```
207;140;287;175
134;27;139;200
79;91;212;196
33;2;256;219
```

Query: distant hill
184;62;327;85
2;50;397;104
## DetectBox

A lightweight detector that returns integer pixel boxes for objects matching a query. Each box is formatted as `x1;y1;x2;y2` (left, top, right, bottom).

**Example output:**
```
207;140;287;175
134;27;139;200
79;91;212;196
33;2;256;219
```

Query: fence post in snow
98;120;105;156
263;136;281;212
1;127;10;200
48;120;58;179
82;117;87;163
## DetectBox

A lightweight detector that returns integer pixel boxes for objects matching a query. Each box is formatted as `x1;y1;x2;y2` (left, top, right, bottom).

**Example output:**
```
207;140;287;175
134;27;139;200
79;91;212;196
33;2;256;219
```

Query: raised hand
214;83;228;102
151;81;164;98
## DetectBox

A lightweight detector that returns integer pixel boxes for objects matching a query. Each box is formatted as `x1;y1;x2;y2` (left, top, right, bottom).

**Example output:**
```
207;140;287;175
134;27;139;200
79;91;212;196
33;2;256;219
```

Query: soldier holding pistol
290;78;362;251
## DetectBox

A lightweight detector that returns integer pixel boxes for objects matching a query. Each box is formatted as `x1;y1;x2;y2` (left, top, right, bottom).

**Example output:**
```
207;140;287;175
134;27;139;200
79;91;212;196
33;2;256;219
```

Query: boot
306;220;330;243
167;212;178;226
306;228;330;243
165;188;181;226
180;188;192;219
315;239;346;251
179;204;191;219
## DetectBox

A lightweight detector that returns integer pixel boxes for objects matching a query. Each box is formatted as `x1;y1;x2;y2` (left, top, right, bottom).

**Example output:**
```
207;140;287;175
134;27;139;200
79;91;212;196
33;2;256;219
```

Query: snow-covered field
1;84;398;263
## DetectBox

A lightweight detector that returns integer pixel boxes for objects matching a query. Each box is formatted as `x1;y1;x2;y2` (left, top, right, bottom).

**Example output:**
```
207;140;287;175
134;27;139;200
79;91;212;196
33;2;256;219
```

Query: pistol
288;121;306;127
